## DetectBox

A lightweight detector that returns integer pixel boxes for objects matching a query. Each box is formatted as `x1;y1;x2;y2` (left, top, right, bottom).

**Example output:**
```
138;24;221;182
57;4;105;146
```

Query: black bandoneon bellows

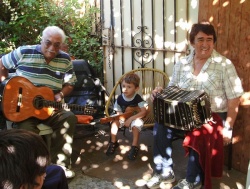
153;86;211;131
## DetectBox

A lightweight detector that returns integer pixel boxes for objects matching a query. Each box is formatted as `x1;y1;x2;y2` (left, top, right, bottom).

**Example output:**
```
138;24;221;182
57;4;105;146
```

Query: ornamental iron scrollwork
132;26;153;68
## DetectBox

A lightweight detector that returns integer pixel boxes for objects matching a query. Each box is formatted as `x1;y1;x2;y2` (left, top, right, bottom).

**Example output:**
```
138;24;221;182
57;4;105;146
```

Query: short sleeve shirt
114;93;148;113
1;45;77;91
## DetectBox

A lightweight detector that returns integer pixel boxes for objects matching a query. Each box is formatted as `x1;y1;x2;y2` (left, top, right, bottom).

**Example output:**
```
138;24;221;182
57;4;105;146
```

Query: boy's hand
124;117;133;127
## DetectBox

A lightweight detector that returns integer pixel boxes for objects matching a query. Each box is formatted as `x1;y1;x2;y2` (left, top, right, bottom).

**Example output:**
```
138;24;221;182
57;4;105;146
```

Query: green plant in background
0;0;103;77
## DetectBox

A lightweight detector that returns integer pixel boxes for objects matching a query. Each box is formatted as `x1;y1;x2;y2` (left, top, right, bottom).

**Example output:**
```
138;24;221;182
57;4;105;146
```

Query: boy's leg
127;119;143;160
130;118;143;146
131;126;140;146
106;120;120;156
110;120;120;143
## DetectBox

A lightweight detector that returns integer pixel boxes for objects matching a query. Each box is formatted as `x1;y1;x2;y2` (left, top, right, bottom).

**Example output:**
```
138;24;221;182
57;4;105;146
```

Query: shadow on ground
68;124;246;189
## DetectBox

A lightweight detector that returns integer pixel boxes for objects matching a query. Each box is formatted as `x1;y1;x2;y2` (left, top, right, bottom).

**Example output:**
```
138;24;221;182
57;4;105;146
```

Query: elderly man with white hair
0;26;77;178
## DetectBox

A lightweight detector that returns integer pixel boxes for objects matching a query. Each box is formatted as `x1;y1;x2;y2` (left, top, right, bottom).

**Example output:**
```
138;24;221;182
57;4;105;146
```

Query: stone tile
69;124;247;189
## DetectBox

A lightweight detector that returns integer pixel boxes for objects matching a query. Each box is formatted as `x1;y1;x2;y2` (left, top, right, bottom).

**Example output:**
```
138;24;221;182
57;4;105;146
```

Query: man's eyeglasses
43;40;61;49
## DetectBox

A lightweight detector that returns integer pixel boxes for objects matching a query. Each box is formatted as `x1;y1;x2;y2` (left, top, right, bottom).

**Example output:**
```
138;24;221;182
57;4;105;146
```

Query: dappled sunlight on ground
69;124;246;189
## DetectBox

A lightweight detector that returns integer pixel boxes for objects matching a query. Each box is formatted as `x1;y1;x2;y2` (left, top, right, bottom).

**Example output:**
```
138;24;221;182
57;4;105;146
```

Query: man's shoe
64;168;75;179
59;165;76;179
146;171;175;189
172;179;202;189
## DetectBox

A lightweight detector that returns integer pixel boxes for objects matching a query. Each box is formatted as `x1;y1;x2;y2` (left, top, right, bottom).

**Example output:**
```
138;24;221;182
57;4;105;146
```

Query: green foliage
0;0;103;77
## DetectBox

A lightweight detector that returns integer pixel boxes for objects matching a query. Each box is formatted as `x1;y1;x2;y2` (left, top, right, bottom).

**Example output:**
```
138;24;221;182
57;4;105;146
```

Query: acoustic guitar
99;106;142;124
0;76;97;122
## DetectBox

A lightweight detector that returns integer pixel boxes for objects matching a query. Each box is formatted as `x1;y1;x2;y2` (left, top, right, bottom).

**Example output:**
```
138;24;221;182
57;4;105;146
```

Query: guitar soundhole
33;96;44;109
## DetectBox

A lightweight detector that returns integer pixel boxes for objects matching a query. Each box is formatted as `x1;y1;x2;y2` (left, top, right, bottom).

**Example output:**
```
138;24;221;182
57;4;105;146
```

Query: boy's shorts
119;118;144;132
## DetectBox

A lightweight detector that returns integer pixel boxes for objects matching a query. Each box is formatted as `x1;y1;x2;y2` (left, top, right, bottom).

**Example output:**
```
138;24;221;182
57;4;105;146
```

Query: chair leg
246;160;250;188
42;134;52;150
123;127;126;136
228;142;232;170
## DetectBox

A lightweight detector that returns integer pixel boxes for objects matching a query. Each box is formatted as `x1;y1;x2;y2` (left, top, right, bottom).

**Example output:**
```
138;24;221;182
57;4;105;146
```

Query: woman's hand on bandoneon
150;86;163;101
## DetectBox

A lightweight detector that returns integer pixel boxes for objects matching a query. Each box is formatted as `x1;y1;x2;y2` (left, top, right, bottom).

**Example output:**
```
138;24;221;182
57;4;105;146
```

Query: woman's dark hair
0;129;50;189
189;22;217;44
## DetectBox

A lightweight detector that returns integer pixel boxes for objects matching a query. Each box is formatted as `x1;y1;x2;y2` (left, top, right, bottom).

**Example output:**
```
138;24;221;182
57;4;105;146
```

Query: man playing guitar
0;26;77;179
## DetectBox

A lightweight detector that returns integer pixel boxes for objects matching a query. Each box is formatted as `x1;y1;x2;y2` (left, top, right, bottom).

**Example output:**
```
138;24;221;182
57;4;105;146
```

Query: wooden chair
105;68;170;128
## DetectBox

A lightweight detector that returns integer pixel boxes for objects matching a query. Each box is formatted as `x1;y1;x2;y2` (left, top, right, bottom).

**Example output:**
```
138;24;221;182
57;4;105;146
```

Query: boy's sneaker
146;171;175;189
106;141;119;156
172;179;202;189
127;146;139;160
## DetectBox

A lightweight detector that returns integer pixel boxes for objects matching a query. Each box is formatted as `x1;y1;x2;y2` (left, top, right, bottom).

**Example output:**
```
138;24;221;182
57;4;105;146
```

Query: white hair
42;26;66;43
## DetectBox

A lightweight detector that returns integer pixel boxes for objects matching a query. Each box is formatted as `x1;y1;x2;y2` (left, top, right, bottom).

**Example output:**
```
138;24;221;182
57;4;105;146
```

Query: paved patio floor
68;124;247;189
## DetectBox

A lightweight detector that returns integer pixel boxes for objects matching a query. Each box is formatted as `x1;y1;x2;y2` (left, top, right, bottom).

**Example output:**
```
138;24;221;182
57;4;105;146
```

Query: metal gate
99;0;199;93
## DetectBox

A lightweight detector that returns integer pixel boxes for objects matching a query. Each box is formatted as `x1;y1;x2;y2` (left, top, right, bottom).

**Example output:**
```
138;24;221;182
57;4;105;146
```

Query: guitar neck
42;99;95;115
100;105;143;124
43;100;82;110
100;111;135;124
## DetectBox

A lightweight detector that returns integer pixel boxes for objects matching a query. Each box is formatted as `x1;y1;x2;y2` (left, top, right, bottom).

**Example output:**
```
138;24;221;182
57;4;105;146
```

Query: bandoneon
153;86;211;131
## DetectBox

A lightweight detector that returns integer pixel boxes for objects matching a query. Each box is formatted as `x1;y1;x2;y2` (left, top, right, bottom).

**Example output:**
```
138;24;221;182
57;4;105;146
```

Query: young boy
106;73;148;160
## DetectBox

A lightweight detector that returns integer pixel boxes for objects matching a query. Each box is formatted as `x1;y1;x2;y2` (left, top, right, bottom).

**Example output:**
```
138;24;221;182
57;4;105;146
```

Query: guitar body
2;76;55;122
100;106;141;124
